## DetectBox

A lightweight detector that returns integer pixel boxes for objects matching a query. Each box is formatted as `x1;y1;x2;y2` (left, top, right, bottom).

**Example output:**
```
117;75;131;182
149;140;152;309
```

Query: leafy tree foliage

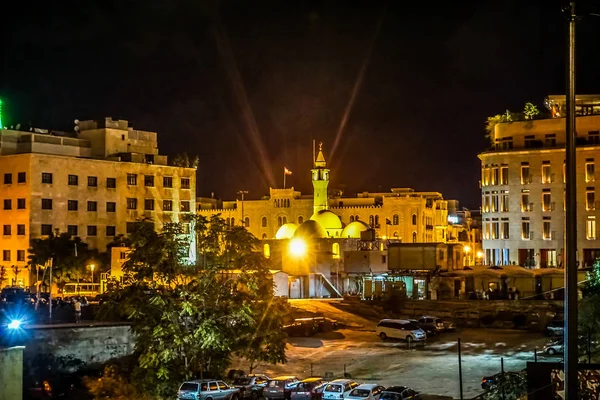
523;102;540;120
97;216;288;399
28;231;100;286
579;260;600;337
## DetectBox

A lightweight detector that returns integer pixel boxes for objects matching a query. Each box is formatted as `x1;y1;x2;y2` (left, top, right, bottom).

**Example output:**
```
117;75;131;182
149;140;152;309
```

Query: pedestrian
74;298;82;323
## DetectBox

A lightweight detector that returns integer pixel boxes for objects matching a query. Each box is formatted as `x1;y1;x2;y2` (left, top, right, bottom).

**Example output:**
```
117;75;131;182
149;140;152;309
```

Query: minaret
311;142;330;214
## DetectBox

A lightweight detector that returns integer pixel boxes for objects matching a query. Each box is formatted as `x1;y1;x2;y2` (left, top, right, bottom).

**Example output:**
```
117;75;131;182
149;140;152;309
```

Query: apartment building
479;95;600;268
0;118;196;287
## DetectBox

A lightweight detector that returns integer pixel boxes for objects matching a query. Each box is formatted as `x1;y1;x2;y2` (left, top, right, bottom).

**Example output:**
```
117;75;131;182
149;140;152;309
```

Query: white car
346;384;386;400
376;319;426;343
322;379;360;400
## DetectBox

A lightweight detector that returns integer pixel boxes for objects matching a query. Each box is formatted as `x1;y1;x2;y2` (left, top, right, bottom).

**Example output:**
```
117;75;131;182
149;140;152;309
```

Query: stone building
0;117;196;288
479;94;600;268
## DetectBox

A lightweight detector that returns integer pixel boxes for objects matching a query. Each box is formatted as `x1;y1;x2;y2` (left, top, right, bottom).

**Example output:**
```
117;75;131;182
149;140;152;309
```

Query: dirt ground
234;300;558;399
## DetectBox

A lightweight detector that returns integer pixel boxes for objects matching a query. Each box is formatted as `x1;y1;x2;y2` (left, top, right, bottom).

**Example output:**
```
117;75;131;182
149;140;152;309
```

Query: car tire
379;332;387;340
406;335;413;344
547;348;556;355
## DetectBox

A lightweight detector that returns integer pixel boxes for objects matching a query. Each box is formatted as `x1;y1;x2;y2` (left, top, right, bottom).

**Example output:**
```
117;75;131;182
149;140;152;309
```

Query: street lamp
289;238;307;258
463;245;471;266
89;264;95;284
476;251;484;265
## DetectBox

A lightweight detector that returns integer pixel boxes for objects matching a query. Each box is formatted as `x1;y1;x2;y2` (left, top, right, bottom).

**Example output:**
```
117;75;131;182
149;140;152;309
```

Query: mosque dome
310;210;343;230
275;223;298;239
294;219;327;239
341;220;370;239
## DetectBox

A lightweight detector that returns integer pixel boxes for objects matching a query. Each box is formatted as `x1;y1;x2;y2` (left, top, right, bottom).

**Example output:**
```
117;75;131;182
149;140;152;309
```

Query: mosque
197;144;464;298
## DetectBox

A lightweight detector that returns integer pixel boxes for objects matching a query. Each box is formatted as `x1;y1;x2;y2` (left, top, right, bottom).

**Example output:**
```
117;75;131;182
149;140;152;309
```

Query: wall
0;346;24;400
25;324;134;366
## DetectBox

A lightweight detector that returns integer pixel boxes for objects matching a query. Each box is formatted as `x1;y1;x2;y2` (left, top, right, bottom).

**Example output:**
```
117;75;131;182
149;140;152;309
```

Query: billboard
387;243;439;270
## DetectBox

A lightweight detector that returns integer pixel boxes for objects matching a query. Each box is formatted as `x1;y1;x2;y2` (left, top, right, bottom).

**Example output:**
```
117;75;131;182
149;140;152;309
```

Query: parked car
178;379;241;400
322;379;360;400
290;377;327;400
544;320;564;337
407;319;436;337
346;384;386;400
481;372;525;390
376;319;426;343
264;376;301;400
284;319;320;337
313;317;339;332
379;386;421;400
233;374;270;399
542;337;598;356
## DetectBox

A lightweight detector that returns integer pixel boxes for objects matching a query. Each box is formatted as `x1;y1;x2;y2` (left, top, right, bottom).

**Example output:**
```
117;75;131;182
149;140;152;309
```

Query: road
233;300;559;399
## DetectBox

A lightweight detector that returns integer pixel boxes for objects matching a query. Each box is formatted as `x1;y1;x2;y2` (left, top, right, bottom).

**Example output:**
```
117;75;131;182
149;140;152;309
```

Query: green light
0;98;3;129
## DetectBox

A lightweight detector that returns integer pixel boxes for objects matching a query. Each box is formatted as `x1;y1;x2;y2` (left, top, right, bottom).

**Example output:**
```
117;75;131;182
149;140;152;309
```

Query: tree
485;111;513;146
97;216;288;399
579;260;600;337
523;102;540;120
0;265;7;288
28;231;99;286
171;153;199;168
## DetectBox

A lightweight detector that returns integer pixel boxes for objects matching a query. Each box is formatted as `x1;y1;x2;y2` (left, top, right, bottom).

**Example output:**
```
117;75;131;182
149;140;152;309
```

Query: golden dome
294;220;327;239
341;220;370;238
310;210;342;230
275;223;298;239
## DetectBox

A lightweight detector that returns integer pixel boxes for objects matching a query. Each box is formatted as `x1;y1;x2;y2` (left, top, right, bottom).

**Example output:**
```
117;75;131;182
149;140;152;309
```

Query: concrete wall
25;324;134;366
0;346;24;400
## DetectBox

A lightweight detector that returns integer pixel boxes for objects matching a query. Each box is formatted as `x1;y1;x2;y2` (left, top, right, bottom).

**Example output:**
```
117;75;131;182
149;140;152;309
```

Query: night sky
3;0;600;207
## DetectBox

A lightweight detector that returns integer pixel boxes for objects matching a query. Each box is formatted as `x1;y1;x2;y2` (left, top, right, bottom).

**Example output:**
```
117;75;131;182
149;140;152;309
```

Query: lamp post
237;190;248;227
463;245;471;266
90;264;95;284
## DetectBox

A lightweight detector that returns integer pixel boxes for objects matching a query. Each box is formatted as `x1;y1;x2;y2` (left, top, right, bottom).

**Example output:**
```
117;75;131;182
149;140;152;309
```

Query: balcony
542;202;555;212
521;203;534;212
521;176;533;185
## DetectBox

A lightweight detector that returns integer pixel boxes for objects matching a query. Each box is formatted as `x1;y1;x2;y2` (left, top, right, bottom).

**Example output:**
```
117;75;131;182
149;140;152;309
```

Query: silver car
178;379;241;400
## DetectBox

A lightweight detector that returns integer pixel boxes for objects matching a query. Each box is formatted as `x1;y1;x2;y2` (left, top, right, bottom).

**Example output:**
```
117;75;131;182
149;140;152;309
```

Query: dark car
313;317;339;332
290;377;327;400
283;320;319;337
481;372;525;391
264;376;300;400
233;374;270;399
380;386;421;400
544;320;564;337
407;319;436;337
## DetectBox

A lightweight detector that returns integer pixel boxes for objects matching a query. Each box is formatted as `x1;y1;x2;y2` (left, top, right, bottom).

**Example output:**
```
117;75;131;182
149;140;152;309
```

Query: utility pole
237;190;248;227
564;2;578;399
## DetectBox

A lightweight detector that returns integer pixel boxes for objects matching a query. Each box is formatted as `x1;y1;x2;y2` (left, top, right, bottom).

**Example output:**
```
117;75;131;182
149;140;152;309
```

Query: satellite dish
74;119;79;124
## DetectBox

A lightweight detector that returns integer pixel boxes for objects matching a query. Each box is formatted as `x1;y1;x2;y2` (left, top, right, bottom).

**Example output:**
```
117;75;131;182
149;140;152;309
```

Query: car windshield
180;383;199;392
405;323;419;330
234;378;251;385
349;389;371;397
325;384;342;393
268;381;285;389
379;393;400;400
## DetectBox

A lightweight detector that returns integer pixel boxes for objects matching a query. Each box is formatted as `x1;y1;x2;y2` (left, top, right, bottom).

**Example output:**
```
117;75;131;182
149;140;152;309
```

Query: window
106;226;116;237
88;176;98;187
17;172;26;183
127;198;137;210
181;177;190;189
3;173;11;184
332;243;340;259
392;214;399;225
126;222;135;234
520;163;530;184
483;194;490;212
17;225;25;235
181;201;190;212
42;172;53;184
41;198;53;210
68;200;78;211
590;131;600;144
586;159;595;182
106;177;116;188
521;190;530;212
127;174;137;185
106;202;116;212
524;135;536;148
17;198;25;209
369;215;375;227
541;162;552;183
500;191;509;212
2;250;10;261
41;224;53;235
491;220;499;240
491;194;499;212
68;175;78;186
298;216;304;224
163;200;173;211
67;225;78;236
587;217;597;240
501;219;509;239
3;225;10;235
545;134;556;147
521;218;531;240
500;165;508;184
412;232;417;243
491;166;499;185
587;188;596;211
277;216;283;227
542;190;552;212
145;199;155;211
439;249;445;260
17;250;25;262
543;217;552;240
163;176;173;188
412;214;417;225
87;201;97;212
144;175;154;187
244;217;250;227
87;226;97;236
262;216;268;227
3;199;11;210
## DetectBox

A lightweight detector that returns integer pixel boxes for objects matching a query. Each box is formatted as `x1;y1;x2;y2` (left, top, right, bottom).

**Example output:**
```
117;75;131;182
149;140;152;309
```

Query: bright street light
463;245;471;253
89;264;95;284
476;251;484;259
8;320;22;330
289;238;307;257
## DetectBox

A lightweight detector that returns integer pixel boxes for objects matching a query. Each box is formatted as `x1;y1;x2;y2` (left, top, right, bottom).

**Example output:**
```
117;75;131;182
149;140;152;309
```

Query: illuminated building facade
0;118;196;288
479;94;600;268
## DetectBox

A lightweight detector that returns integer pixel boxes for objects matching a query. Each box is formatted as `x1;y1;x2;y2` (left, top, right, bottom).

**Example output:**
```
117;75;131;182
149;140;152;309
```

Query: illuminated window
543;217;552;240
501;218;509;239
521;218;530;240
127;174;137;186
586;188;596;211
412;232;417;243
521;190;530;212
282;216;287;225
277;216;283;227
548;250;557;267
127;198;137;210
412;214;417;225
332;243;340;259
520;163;530;184
587;217;596;240
586;159;595;182
392;214;399;225
542;190;552;212
263;243;270;259
262;233;267;239
180;201;190;212
491;220;499;240
374;215;379;227
541;162;552;184
491;194;498;212
163;200;172;211
261;216;267;227
500;191;509;212
500;165;508;184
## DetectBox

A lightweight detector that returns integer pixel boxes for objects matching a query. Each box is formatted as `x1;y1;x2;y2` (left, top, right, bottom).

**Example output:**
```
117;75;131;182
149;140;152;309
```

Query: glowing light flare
463;245;471;253
476;251;484;259
8;319;22;330
289;238;308;258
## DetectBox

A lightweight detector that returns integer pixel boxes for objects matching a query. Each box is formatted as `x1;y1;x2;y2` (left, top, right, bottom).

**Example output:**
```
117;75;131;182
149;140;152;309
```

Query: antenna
313;139;316;164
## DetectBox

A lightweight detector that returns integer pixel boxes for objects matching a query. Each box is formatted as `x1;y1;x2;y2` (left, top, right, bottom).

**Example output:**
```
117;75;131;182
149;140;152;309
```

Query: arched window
244;217;250;227
262;216;267;227
278;216;283;227
355;215;360;221
274;199;277;207
263;243;271;259
286;199;290;207
283;216;287;225
231;217;235;226
375;215;379;227
298;216;304;224
226;217;231;226
393;214;399;225
393;231;399;238
369;215;374;227
412;214;417;225
332;243;340;259
412;232;417;243
350;216;355;222
262;233;267;239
